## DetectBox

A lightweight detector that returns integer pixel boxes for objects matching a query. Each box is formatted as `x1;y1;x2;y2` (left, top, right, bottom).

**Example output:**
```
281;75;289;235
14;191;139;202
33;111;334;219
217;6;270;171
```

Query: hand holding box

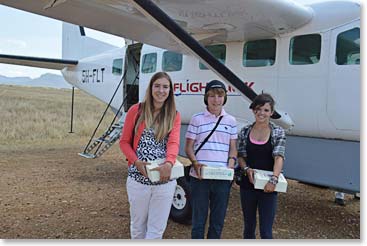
145;159;184;182
253;169;288;193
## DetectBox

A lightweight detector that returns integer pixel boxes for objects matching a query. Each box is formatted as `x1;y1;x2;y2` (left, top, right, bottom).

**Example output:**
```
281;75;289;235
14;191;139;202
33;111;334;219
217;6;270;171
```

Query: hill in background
0;73;72;89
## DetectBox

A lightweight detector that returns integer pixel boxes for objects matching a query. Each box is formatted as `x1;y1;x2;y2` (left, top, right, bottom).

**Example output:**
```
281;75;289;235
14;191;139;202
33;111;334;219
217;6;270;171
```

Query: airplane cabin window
335;28;360;65
112;58;123;75
162;51;183;72
141;53;157;73
289;34;321;65
199;44;226;70
243;39;276;67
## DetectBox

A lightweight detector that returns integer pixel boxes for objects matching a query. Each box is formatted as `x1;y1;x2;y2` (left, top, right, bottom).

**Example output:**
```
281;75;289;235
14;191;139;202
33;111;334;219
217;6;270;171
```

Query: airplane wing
0;54;78;70
1;0;305;128
0;0;313;53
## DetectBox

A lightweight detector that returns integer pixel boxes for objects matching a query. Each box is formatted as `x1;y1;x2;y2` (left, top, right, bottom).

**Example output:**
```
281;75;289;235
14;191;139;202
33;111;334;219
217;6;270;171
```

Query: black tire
170;176;192;225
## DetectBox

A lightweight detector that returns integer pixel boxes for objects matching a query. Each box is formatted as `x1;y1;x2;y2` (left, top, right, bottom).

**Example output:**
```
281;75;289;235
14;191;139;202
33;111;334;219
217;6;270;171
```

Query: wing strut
69;86;75;133
131;0;294;129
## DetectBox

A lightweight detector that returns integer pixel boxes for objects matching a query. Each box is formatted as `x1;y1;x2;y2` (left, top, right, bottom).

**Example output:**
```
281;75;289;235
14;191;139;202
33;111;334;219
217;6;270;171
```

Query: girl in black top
237;93;286;239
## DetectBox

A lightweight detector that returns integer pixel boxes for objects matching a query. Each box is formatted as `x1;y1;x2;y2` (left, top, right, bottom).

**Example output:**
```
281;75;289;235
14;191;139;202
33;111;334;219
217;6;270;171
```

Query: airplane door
327;21;360;131
124;43;142;112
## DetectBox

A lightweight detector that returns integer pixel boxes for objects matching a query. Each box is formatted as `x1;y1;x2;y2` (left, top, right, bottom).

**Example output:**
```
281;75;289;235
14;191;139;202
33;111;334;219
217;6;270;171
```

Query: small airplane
0;0;360;224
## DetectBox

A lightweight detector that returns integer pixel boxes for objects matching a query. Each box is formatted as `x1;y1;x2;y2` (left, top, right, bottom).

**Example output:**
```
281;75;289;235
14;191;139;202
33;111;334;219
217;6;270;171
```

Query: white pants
126;176;176;239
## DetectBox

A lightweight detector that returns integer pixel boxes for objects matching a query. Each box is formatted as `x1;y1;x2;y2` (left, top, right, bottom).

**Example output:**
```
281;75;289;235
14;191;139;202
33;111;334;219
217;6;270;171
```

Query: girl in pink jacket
120;72;181;239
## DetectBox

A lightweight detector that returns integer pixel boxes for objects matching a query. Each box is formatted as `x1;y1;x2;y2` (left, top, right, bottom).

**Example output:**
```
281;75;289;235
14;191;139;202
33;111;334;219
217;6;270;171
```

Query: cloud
0;38;27;53
0;64;55;79
0;65;27;77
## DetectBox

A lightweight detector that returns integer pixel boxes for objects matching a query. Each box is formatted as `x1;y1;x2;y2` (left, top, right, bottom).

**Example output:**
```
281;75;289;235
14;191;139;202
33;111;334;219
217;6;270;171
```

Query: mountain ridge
0;73;72;89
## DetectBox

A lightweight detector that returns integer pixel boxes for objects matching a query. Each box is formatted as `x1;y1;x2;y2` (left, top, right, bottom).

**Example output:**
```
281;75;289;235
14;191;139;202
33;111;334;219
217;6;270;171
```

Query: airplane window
335;28;360;65
141;53;157;73
162;51;183;72
243;39;276;67
199;44;226;70
289;34;321;65
112;58;123;75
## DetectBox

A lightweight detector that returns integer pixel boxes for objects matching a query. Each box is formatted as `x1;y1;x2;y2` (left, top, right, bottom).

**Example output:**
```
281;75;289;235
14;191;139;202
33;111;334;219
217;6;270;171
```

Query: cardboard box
253;169;288;193
145;159;184;182
201;166;234;180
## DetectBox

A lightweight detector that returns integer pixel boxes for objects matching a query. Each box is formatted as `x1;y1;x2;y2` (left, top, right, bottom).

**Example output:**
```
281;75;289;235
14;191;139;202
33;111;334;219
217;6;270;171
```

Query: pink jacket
119;103;181;166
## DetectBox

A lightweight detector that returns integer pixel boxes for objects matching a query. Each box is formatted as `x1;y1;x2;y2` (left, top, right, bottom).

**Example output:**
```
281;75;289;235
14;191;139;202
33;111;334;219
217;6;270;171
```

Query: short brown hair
249;93;275;112
204;88;227;105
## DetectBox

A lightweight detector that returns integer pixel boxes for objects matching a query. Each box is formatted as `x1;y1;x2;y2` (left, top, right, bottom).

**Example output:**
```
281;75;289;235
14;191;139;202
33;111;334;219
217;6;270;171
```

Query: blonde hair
135;72;176;141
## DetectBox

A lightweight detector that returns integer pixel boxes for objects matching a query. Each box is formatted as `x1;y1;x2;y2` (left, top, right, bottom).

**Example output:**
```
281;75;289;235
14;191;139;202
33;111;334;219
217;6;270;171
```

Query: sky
0;5;125;78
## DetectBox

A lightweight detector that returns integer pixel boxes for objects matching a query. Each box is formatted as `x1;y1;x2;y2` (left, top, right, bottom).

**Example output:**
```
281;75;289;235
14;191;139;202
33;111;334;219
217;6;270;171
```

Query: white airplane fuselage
61;25;360;141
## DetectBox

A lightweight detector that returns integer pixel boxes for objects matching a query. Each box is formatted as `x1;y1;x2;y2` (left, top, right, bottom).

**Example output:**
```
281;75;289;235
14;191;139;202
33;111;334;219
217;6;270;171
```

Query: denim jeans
190;177;231;239
240;188;277;239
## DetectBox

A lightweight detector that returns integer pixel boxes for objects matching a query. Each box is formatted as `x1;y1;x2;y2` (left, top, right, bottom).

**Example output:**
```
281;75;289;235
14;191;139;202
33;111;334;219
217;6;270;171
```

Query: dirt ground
0;144;360;239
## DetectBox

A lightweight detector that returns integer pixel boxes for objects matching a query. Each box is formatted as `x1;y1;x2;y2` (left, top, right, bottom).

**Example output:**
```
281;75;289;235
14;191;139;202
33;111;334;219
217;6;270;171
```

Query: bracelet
268;175;279;185
191;160;198;165
242;166;250;172
242;166;250;176
228;156;237;162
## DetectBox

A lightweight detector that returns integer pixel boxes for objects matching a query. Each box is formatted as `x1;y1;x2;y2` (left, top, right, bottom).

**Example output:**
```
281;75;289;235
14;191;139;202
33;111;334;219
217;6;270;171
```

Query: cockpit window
243;39;276;67
336;28;360;65
141;53;157;73
289;34;321;65
162;51;183;72
199;44;226;70
112;58;123;75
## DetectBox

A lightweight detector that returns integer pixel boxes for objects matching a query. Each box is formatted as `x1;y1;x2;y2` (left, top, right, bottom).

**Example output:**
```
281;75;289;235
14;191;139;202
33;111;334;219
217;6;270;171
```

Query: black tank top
247;134;274;171
241;134;274;189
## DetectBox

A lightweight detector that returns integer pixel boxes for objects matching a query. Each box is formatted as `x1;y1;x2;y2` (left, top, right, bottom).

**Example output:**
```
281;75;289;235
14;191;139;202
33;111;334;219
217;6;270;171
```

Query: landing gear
170;176;192;225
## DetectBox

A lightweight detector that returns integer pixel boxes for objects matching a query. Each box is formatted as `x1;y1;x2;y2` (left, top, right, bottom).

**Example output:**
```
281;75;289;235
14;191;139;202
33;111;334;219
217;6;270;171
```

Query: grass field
0;85;116;151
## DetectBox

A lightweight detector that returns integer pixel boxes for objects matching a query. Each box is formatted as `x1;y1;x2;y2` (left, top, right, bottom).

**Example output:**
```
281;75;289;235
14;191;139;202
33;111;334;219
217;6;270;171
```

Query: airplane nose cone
272;110;294;130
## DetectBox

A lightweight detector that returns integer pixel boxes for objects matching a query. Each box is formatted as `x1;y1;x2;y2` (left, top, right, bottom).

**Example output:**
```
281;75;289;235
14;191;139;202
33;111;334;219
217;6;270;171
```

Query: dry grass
0;85;116;151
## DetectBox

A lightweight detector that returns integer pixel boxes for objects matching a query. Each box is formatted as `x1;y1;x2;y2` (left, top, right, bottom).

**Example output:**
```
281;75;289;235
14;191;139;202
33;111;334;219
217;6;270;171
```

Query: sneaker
335;198;346;206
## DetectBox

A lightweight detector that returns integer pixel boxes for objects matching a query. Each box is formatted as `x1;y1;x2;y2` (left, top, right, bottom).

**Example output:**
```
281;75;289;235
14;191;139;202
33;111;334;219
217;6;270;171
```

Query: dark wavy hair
249;93;275;112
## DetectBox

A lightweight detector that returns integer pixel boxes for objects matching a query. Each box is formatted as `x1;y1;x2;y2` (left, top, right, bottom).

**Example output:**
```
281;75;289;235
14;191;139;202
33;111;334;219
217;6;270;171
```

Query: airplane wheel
170;176;192;225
